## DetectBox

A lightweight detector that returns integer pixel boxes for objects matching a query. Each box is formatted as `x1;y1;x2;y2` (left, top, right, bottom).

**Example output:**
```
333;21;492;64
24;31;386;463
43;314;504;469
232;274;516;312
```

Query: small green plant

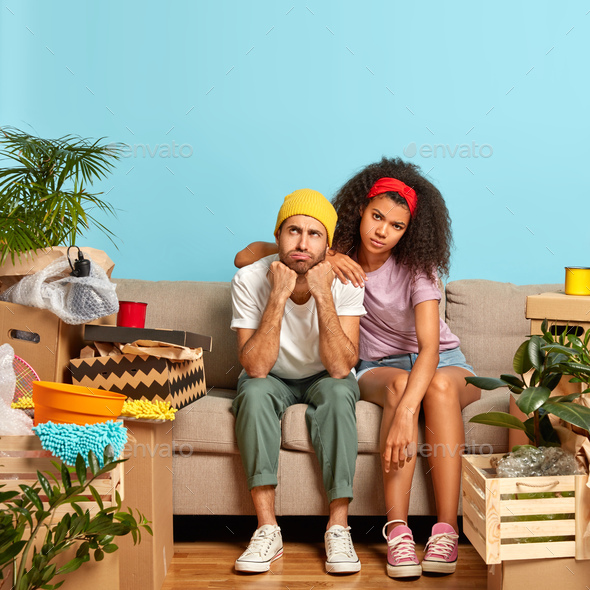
0;127;121;264
0;446;151;590
466;320;590;448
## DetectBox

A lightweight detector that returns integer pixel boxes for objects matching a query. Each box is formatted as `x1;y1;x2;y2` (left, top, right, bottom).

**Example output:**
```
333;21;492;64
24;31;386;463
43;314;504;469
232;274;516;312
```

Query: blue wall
1;1;588;284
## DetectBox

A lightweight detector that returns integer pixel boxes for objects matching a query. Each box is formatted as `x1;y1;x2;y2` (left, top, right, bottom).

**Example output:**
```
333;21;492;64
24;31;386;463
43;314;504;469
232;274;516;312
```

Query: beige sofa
114;278;560;516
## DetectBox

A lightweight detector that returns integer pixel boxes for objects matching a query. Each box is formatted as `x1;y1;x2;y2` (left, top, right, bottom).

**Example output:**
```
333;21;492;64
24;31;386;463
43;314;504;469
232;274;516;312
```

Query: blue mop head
32;420;128;467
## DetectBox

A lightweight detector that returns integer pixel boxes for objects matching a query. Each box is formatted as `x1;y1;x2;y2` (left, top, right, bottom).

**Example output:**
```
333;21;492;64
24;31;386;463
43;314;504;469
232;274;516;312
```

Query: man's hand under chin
305;260;335;301
267;260;297;300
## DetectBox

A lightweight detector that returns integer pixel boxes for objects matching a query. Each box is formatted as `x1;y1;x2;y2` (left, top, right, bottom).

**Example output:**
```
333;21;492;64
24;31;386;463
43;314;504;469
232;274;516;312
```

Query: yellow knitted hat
274;189;338;247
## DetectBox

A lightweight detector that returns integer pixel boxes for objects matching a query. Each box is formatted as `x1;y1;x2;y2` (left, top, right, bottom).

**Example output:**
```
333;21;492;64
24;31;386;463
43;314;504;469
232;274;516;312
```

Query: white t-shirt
231;255;366;379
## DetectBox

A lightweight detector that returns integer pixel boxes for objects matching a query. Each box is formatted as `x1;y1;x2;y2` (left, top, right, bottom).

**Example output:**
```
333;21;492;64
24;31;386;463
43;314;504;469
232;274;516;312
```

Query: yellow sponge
120;399;177;421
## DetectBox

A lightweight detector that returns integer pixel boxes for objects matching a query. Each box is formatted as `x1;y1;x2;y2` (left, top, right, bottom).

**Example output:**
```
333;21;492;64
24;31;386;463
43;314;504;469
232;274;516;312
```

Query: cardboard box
0;301;84;383
69;353;206;409
83;324;212;352
119;420;174;590
526;291;590;338
488;558;590;590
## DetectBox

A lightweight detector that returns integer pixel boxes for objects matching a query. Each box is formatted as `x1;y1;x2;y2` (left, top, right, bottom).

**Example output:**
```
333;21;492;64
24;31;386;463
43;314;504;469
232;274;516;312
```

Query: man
230;188;366;574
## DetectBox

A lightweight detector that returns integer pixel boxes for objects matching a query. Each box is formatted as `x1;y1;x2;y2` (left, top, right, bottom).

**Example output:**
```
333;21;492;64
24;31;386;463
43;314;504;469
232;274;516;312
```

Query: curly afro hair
331;157;453;281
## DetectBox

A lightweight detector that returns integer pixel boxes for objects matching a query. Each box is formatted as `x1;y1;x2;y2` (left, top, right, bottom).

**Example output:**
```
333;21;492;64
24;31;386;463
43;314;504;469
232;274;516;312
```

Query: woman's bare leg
359;367;419;535
421;367;480;532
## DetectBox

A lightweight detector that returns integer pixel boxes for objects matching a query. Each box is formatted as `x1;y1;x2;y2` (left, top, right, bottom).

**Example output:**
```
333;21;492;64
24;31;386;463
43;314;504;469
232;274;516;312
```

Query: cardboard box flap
526;292;590;322
83;324;212;352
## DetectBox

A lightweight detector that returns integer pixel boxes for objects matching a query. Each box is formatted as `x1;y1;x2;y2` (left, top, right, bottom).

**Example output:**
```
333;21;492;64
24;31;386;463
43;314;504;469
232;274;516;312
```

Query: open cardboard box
69;324;212;409
0;247;116;385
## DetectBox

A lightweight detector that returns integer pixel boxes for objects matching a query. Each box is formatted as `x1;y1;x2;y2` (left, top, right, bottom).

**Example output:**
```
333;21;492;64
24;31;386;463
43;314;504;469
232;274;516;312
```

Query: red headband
367;177;417;217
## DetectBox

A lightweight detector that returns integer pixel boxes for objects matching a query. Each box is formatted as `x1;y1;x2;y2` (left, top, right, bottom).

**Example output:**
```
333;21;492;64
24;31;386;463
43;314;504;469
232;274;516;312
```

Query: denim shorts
356;346;476;381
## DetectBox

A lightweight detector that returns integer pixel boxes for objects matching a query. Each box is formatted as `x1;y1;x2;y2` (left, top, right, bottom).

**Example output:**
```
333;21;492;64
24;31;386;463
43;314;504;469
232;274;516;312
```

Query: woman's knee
383;373;409;410
424;372;457;406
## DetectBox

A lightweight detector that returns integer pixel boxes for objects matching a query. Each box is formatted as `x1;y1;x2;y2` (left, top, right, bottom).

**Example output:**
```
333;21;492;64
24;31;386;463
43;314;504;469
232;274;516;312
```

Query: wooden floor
164;516;488;589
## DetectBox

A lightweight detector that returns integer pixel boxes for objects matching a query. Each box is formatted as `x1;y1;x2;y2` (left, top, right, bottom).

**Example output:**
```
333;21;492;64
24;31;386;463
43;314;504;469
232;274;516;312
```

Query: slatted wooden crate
462;454;590;564
0;434;124;521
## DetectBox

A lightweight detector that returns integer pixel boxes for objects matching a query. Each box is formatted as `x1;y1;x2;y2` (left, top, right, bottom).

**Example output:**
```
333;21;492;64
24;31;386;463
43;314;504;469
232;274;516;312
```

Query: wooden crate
462;454;590;564
0;434;124;521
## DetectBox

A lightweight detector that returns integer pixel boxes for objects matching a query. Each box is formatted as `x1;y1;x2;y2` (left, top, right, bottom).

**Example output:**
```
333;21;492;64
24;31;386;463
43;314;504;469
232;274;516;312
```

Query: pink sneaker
381;520;421;578
422;522;459;574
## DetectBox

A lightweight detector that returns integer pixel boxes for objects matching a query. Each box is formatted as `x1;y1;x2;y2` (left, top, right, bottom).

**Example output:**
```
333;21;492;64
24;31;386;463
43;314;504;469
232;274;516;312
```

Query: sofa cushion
445;280;561;379
172;390;239;454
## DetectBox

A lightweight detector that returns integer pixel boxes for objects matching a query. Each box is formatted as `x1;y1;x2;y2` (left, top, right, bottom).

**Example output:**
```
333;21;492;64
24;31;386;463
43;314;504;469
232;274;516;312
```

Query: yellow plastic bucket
32;381;126;426
565;267;590;296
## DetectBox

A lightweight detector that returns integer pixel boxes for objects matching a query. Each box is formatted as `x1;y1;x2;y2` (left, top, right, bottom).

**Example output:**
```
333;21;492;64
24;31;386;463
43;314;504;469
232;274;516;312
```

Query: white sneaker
324;525;361;574
235;524;283;573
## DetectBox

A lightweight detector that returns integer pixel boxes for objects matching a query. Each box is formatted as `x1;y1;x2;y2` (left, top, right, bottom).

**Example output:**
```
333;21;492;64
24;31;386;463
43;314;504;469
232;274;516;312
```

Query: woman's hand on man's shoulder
326;250;367;288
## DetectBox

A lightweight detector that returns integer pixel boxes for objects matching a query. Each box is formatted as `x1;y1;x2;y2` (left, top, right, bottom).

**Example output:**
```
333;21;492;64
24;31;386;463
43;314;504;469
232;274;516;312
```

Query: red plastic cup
117;301;148;328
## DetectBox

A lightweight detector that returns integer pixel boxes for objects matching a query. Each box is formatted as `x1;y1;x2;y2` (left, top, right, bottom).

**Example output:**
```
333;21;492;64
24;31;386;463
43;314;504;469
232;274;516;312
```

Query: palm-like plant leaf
0;127;121;263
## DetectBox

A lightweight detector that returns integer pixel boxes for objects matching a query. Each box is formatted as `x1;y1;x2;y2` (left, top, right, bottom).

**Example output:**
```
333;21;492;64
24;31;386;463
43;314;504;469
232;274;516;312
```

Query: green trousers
232;371;360;503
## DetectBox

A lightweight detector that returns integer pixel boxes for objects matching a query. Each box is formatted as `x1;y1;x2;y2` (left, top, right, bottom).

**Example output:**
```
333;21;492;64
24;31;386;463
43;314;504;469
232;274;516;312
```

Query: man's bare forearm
315;294;358;379
238;293;288;378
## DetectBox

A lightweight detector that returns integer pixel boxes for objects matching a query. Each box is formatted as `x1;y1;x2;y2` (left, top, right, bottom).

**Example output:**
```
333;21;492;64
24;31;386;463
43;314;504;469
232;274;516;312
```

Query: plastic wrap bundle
0;255;118;324
496;445;583;478
0;343;34;435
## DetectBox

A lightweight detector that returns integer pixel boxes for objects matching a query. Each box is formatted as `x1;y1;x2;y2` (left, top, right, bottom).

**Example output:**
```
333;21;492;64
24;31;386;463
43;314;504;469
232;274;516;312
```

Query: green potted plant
0;446;151;590
0;127;121;264
466;319;590;447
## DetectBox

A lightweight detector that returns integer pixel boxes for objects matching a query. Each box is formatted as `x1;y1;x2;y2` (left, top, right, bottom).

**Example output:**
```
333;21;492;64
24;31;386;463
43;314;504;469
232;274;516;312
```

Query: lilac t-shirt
359;255;460;361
